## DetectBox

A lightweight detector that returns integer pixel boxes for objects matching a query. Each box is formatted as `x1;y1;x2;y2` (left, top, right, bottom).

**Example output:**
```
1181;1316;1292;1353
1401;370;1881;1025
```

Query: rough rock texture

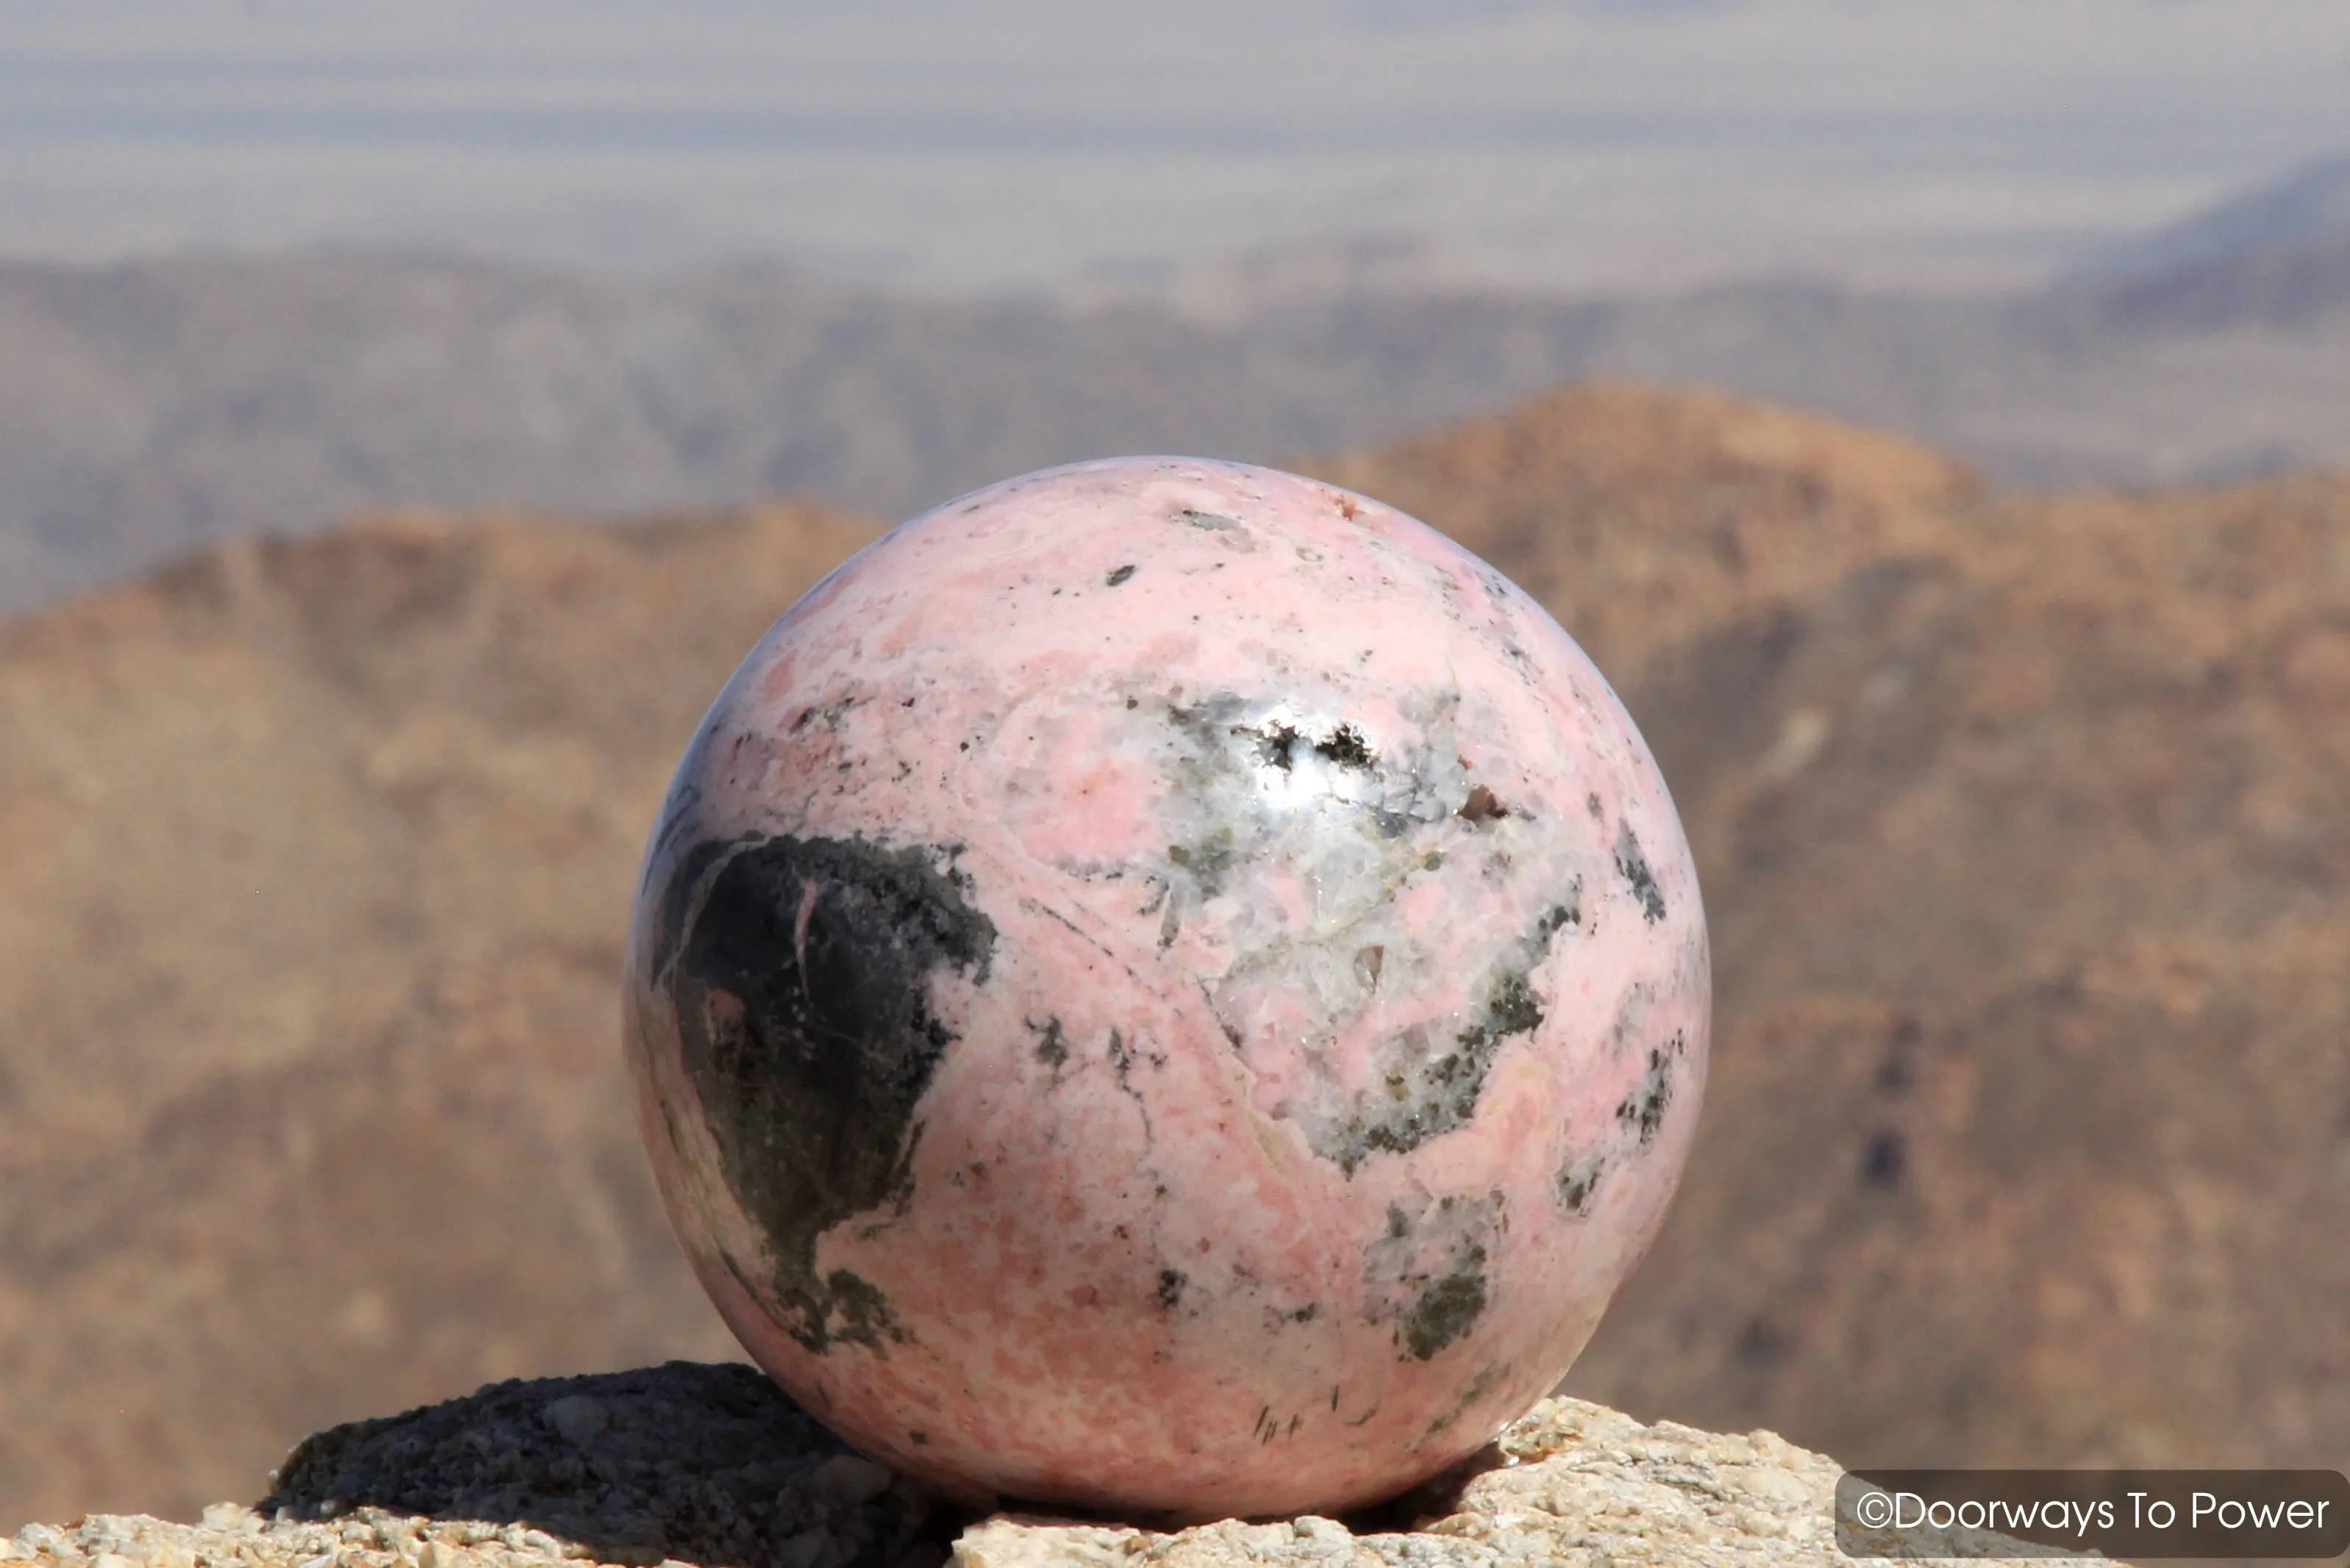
954;1396;1859;1567
255;1364;939;1568
0;1365;1893;1568
627;457;1708;1517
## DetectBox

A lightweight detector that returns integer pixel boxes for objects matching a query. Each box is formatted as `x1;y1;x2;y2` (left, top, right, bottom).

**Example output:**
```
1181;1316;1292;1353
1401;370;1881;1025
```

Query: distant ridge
2067;154;2350;284
5;153;2350;616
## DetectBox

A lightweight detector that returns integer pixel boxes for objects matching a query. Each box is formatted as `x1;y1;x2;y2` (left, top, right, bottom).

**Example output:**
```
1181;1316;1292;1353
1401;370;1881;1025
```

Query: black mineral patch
1478;973;1542;1040
821;1270;905;1350
1318;901;1576;1175
789;697;855;734
1554;1156;1606;1217
655;832;996;1355
1363;1191;1500;1363
1105;563;1137;587
1313;724;1374;769
1401;1259;1488;1361
1539;889;1582;935
1614;1037;1679;1147
1241;720;1300;771
648;836;733;984
1102;1028;1157;1145
1614;824;1668;923
1157;1269;1188;1309
1029;1017;1069;1069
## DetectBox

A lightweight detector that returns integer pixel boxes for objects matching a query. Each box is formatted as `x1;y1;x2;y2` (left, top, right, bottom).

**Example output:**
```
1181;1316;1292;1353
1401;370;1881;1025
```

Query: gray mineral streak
0;1364;2099;1568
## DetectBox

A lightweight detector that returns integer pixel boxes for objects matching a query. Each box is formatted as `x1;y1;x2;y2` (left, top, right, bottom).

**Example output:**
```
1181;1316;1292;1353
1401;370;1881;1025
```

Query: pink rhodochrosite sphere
623;457;1709;1519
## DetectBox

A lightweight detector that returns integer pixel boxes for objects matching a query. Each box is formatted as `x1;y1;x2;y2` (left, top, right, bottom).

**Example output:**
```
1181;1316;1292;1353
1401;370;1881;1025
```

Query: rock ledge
3;1363;1881;1568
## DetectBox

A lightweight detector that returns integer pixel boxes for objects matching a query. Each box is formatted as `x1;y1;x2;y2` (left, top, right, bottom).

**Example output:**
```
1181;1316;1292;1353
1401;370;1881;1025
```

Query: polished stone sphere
623;457;1709;1519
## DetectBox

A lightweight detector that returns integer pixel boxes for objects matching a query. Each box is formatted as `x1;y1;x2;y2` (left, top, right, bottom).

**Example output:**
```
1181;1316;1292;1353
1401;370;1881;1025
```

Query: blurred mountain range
3;154;2349;616
2068;152;2350;283
3;381;2345;1527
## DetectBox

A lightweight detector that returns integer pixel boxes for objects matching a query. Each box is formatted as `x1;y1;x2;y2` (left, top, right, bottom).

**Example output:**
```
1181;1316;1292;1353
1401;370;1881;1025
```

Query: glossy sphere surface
624;457;1710;1519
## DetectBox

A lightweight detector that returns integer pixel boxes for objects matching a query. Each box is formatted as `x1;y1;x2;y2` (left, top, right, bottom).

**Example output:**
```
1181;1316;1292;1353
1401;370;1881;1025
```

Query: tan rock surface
0;1365;1939;1568
954;1397;1863;1567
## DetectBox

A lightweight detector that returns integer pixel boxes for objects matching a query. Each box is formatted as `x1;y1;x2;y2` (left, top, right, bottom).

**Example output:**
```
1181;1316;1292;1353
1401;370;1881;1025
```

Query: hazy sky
4;0;2349;295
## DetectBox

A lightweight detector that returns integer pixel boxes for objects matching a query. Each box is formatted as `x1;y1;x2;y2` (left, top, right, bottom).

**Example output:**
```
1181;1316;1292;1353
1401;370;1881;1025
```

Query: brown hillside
0;505;877;1522
2;386;2346;1525
1315;391;2350;1468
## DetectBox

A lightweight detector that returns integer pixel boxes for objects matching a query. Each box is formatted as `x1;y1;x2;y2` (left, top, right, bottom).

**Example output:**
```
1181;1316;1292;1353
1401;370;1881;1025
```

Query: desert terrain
1;384;2346;1526
4;157;2349;617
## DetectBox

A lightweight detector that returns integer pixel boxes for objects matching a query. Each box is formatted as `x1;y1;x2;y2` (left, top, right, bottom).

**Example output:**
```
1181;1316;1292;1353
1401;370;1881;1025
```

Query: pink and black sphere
623;457;1709;1519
